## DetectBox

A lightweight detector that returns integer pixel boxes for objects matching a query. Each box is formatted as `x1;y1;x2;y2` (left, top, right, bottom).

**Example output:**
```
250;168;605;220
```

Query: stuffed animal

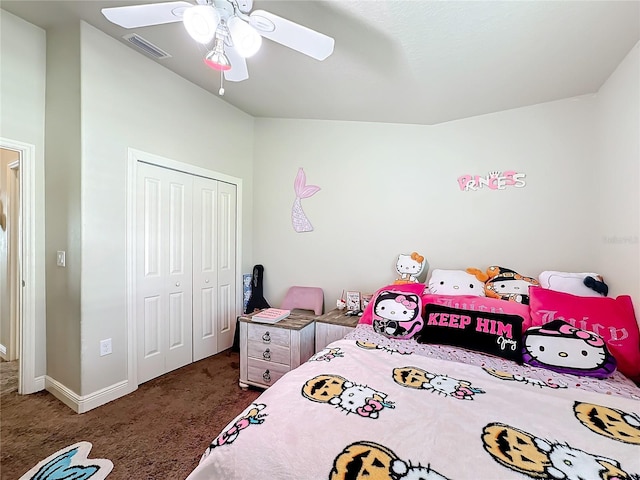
538;271;609;297
485;266;539;304
393;252;427;285
427;269;487;296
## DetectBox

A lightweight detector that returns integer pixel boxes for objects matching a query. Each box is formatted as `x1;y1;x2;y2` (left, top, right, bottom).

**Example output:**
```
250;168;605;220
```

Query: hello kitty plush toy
393;252;427;285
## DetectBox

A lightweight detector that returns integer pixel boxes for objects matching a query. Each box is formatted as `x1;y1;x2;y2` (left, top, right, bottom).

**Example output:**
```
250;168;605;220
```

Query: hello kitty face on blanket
393;367;485;400
329;441;450;480
372;291;423;339
302;374;395;418
309;347;344;362
356;341;413;355
207;403;267;452
482;422;635;480
428;269;486;296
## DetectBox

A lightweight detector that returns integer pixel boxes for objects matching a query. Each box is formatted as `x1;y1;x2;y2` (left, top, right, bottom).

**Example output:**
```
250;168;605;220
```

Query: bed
187;275;640;480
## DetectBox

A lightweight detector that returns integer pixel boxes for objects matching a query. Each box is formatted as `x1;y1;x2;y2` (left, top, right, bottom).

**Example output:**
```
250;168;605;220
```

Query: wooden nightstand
315;308;360;352
238;311;316;389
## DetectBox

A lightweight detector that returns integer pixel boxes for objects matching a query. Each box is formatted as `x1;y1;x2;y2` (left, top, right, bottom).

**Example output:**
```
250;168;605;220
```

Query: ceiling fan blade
249;10;334;61
224;46;249;82
102;1;193;29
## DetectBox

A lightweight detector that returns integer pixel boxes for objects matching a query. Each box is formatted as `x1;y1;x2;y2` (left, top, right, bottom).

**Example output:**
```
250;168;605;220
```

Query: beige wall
253;96;601;308
44;24;83;393
0;10;47;378
595;41;640;321
79;22;255;395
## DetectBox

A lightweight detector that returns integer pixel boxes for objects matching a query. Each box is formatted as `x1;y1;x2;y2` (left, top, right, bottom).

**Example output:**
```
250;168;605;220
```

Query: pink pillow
359;283;426;325
421;293;532;331
529;286;640;381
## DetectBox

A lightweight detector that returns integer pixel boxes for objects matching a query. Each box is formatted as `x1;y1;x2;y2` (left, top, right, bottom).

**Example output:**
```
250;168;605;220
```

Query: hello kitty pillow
522;319;617;378
538;271;609;297
359;283;426;340
428;269;486;296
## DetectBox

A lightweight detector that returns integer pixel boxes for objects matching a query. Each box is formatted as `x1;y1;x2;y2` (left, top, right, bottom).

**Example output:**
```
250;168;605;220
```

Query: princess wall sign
458;171;526;191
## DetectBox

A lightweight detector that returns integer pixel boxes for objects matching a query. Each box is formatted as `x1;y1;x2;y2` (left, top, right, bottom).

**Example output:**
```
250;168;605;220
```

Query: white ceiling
3;0;639;125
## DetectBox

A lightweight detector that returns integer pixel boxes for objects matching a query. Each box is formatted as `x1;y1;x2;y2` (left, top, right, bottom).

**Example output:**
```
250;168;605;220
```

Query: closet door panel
164;177;193;373
192;176;219;361
137;163;193;383
217;182;237;351
137;165;166;383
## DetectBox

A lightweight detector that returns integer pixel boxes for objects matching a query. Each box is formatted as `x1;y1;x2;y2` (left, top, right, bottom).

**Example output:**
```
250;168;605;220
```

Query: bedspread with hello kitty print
187;335;640;480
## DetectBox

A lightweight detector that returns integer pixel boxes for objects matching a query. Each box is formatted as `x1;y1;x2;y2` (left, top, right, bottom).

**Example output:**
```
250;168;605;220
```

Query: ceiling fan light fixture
183;5;220;44
227;15;262;58
204;37;232;71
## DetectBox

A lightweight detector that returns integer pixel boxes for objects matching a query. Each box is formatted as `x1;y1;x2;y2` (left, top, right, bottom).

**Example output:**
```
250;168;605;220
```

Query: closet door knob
205;279;209;283
175;282;180;287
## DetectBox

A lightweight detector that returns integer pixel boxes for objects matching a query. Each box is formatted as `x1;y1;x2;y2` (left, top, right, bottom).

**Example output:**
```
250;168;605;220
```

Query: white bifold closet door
136;162;237;384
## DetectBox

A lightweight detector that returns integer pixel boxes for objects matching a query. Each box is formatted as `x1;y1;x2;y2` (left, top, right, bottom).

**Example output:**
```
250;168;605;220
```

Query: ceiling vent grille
123;33;171;59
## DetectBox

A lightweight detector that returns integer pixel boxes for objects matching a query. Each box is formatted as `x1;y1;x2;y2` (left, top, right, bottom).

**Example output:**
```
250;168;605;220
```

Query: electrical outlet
56;251;66;267
100;338;112;356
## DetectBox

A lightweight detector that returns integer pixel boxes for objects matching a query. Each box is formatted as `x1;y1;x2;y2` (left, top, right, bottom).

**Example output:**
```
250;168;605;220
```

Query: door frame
126;148;243;388
0;137;39;394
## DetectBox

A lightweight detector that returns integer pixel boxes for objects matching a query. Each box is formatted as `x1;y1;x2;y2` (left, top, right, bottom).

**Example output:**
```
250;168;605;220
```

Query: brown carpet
0;350;261;480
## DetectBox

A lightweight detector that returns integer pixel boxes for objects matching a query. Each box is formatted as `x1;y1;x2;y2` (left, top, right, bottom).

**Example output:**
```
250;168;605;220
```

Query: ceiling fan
102;0;335;86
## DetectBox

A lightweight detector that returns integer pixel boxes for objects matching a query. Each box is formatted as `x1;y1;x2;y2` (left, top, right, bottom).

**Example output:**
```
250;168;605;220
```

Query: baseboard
45;376;136;414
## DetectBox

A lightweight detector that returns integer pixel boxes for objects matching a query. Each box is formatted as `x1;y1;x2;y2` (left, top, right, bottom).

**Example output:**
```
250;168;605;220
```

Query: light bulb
183;5;220;44
227;16;262;58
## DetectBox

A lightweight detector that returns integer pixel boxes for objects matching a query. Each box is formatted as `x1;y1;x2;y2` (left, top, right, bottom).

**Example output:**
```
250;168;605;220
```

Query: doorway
0;138;39;395
1;148;20;371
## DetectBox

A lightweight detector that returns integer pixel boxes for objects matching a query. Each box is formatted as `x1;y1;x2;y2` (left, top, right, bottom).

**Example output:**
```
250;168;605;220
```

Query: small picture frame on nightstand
346;291;361;311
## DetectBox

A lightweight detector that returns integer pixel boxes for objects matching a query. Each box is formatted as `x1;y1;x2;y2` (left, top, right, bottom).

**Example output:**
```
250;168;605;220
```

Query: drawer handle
263;348;271;360
262;332;271;344
263;370;271;383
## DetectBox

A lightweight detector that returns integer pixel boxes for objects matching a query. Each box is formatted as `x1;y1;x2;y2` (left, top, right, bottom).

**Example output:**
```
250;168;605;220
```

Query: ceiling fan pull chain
219;69;225;96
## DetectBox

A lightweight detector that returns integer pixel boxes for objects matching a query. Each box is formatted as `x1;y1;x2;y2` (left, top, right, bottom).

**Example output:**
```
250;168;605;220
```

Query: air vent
123;33;171;59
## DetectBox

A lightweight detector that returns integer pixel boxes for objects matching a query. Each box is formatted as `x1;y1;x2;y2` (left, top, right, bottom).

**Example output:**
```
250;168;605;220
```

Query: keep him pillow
416;304;524;363
360;283;426;324
427;269;486;296
522;319;617;378
529;286;640;381
485;266;539;305
538;271;609;297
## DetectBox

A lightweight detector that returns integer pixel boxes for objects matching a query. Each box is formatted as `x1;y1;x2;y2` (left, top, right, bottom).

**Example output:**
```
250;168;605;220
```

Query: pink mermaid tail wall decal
292;168;321;233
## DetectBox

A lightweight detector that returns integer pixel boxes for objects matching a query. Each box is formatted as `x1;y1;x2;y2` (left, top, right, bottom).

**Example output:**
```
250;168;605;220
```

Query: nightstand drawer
247;323;290;348
247;341;290;365
247;358;290;386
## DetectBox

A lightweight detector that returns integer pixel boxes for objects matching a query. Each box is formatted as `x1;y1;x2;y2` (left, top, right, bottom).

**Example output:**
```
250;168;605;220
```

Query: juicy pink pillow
528;286;640;381
360;283;426;326
421;293;532;331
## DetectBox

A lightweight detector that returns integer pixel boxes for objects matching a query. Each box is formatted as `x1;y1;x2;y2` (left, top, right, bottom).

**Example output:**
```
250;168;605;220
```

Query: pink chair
281;286;324;316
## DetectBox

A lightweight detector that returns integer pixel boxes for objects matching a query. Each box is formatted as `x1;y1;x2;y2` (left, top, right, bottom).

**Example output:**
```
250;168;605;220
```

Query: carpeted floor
0;351;261;480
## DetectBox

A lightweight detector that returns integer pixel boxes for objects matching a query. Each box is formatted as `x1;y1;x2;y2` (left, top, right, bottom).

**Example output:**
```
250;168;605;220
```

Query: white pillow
428;269;486;296
538;271;607;297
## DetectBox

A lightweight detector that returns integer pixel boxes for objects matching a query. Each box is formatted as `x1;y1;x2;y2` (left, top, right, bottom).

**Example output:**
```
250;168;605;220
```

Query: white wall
0;10;47;377
79;22;255;396
595;41;640;320
253;97;607;310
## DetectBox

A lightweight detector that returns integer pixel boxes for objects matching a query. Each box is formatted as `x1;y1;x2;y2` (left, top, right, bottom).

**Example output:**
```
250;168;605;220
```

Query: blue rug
19;442;113;480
